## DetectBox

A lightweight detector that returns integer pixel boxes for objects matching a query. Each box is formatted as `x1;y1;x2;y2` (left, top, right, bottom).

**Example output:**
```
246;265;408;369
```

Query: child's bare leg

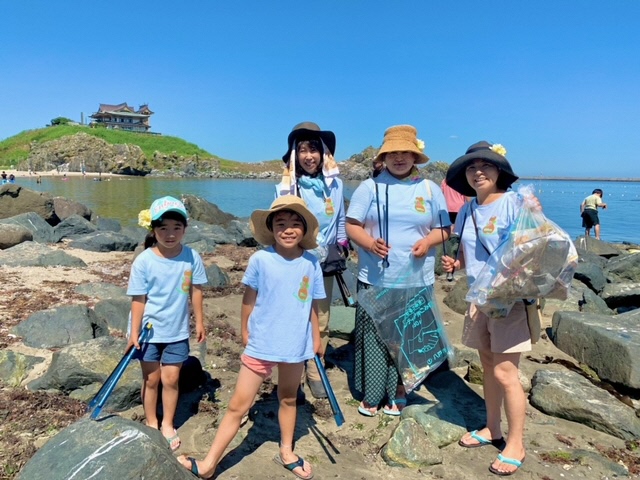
277;362;312;478
160;363;182;446
178;365;264;478
140;361;161;429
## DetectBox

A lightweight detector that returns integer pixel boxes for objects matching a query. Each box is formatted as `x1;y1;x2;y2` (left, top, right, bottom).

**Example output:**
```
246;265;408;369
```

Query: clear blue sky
2;1;639;177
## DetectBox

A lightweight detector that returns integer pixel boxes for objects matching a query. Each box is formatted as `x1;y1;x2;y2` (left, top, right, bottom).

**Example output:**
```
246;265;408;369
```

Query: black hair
496;170;515;191
266;209;308;235
592;188;603;196
143;211;188;249
294;137;324;178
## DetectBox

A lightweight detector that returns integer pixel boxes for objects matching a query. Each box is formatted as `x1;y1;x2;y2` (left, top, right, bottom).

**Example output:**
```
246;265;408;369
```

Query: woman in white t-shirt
346;125;450;417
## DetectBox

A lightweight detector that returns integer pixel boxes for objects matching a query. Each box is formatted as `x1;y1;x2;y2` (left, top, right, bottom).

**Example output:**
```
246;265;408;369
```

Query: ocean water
17;176;640;244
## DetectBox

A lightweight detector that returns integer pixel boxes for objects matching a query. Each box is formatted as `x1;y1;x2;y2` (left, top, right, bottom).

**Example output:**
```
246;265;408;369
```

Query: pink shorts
240;354;278;377
462;301;532;354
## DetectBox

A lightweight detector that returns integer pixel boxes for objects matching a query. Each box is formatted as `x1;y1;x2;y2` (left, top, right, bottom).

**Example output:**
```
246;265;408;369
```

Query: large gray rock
17;416;195;480
93;297;131;334
382;418;443;468
227;219;258;247
52;196;92;221
68;231;139;252
574;261;607;294
599;282;640;310
28;336;140;411
328;305;355;340
95;216;122;232
574;236;623;258
0;241;86;267
544;278;612;315
204;263;230;288
0;350;44;386
400;403;467;448
605;251;640;283
12;304;108;349
0;212;61;243
53;213;97;239
75;282;127;300
530;369;640;441
442;274;469;315
0;184;56;222
182;194;237;226
0;223;32;249
552;309;640;389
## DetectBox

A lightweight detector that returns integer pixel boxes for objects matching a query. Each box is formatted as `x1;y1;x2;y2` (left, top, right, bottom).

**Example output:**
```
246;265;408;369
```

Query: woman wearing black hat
442;141;528;476
276;121;348;400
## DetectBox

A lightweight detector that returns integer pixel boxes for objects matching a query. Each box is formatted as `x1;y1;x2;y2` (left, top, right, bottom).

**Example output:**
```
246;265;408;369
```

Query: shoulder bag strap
470;204;493;256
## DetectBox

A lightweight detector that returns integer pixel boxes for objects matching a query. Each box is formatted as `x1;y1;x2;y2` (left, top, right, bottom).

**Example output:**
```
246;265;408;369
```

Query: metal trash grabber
314;354;344;427
88;323;152;420
335;272;355;307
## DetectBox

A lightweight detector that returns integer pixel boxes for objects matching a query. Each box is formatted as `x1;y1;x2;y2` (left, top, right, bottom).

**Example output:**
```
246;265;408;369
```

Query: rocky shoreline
1;185;640;479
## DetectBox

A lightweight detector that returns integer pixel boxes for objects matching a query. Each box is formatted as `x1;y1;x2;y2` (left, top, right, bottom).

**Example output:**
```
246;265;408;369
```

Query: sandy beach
1;168;126;179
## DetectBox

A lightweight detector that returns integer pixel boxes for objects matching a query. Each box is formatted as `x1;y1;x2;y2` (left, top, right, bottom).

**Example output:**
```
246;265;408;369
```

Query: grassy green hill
0;125;284;173
0;125;219;166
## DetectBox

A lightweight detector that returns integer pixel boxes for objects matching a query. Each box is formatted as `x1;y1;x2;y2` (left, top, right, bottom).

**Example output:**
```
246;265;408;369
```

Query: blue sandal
488;454;525;476
458;430;506;450
382;398;407;416
273;453;314;479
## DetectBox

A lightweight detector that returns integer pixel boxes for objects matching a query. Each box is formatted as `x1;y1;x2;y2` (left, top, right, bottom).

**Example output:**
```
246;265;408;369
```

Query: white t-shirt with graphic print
454;191;520;286
241;246;325;363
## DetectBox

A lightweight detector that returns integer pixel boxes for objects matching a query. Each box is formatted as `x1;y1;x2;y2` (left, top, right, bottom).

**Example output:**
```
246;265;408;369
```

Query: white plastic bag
466;185;578;310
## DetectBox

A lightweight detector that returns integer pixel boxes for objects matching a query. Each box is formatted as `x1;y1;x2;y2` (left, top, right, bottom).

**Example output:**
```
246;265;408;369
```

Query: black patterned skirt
354;281;402;407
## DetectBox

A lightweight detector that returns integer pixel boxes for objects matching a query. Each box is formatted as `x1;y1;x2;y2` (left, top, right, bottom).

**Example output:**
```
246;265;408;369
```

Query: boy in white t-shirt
179;195;324;480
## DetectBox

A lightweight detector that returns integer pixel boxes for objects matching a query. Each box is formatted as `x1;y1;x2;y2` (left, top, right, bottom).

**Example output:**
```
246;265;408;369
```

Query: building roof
91;102;153;117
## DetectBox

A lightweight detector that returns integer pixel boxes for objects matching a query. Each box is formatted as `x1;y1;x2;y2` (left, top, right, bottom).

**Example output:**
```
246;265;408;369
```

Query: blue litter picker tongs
314;354;345;426
88;323;152;420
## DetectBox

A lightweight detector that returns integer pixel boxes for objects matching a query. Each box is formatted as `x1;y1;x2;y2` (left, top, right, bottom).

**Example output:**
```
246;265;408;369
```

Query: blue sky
2;1;639;177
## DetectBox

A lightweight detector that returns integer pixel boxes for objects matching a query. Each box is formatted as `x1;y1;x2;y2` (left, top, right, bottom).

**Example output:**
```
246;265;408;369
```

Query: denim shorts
133;339;189;364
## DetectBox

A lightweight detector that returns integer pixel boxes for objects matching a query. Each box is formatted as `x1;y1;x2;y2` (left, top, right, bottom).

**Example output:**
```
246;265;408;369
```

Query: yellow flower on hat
138;209;152;230
490;143;507;157
416;139;425;151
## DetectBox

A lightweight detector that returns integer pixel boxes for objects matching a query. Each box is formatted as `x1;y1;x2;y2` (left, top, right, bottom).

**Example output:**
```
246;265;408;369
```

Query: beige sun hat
250;195;319;250
374;125;429;164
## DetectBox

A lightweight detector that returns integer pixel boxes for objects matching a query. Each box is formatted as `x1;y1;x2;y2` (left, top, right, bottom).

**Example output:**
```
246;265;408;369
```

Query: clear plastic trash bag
466;184;578;312
358;258;454;393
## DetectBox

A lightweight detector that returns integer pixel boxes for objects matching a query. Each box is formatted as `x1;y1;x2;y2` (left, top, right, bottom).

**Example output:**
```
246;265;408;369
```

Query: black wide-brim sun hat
446;141;519;197
282;121;336;163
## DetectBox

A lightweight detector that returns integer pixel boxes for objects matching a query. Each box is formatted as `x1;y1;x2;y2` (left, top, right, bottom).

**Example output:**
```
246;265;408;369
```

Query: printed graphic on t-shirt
296;275;311;302
482;216;498;235
179;270;192;295
414;197;427;213
324;197;335;216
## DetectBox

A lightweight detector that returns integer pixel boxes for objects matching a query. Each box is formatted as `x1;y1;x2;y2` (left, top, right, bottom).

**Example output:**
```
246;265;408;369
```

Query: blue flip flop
458;430;506;450
382;398;407;416
358;405;378;417
184;457;213;479
488;454;525;476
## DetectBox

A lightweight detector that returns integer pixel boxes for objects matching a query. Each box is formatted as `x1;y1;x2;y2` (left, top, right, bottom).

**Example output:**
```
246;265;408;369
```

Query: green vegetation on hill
0;125;217;166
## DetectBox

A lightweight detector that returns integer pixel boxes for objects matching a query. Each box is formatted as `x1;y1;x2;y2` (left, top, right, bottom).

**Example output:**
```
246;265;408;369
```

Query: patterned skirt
354;281;402;407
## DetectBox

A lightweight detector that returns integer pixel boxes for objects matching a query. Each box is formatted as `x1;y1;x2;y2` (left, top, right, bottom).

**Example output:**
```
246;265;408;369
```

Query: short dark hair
295;138;324;177
144;211;188;249
266;209;307;234
592;188;603;195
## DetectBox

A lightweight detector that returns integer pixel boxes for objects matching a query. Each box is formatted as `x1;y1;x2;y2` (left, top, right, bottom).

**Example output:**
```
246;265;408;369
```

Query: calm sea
17;176;640;245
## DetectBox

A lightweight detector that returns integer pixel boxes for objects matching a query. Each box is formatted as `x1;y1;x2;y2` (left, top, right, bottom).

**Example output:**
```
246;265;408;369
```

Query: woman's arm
412;227;450;258
346;218;388;259
240;286;257;347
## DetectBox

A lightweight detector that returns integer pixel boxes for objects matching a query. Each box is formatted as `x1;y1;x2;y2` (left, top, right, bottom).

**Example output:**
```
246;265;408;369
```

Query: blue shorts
133;339;189;364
